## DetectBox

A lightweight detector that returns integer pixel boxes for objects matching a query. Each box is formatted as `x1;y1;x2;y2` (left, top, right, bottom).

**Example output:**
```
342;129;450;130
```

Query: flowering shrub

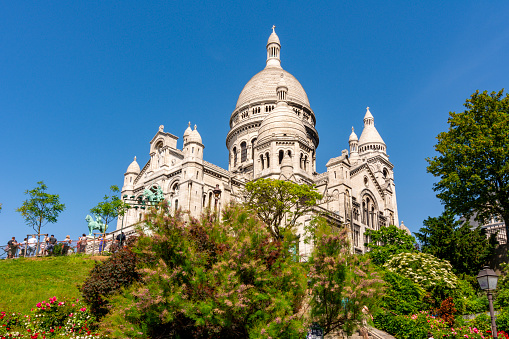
374;309;506;339
384;252;458;289
307;217;384;335
81;240;139;317
0;297;102;338
99;205;309;338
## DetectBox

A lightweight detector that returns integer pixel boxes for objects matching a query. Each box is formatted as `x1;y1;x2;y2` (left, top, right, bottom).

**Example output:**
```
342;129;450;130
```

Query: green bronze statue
143;186;166;205
85;214;108;236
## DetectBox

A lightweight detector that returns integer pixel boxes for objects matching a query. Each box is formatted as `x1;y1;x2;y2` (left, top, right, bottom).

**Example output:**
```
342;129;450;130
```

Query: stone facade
118;28;407;256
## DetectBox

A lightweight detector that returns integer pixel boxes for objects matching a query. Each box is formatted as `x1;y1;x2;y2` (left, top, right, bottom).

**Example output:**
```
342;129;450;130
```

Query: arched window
251;138;256;160
208;192;212;209
241;142;247;163
233;147;237;167
279;150;284;164
371;206;376;230
260;154;265;170
300;153;303;169
266;152;270;168
304;155;308;171
174;199;179;212
383;168;388;178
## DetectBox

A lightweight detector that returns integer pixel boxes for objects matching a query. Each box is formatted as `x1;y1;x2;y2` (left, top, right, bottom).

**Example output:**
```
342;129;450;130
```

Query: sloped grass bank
0;255;99;313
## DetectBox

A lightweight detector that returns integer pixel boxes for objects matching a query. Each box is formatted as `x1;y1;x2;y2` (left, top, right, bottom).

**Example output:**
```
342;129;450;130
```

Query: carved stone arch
167;178;180;196
360;188;379;229
360;189;378;209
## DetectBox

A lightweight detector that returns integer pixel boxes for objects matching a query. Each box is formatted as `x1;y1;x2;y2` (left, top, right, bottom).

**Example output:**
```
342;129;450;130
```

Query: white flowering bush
383;252;458;289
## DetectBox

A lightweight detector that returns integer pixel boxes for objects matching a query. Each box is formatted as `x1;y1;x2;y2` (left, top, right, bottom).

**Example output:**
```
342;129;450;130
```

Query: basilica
118;28;406;255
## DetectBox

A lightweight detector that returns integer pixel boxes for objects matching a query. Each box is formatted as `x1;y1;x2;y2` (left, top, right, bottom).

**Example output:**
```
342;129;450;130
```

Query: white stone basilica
118;28;405;255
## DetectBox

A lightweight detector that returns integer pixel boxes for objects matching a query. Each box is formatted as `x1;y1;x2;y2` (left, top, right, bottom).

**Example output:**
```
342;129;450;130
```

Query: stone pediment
150;130;179;145
366;154;393;170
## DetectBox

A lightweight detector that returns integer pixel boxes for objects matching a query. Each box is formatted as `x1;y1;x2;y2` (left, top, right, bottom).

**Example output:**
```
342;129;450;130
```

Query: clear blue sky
1;1;508;244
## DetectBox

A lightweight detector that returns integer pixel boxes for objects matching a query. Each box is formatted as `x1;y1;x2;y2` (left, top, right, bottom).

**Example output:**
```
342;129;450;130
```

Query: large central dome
226;27;319;169
235;68;310;110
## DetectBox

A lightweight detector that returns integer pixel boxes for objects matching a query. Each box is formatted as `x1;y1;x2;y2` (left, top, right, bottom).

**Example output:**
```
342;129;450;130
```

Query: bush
0;296;100;338
375;309;502;339
99;205;309;338
497;308;509;333
384;252;458;290
467;313;492;333
81;244;139;318
307;217;384;335
380;270;426;315
98;204;380;338
373;310;430;339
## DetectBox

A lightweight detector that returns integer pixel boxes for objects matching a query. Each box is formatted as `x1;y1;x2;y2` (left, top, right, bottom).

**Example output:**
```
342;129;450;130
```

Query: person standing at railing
7;237;18;259
42;235;50;256
47;235;57;255
27;235;37;257
62;235;71;255
19;238;27;257
78;234;87;253
116;232;126;247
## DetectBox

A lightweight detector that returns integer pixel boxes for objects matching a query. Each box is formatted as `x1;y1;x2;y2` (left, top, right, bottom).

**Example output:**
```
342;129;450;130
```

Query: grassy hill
0;255;101;313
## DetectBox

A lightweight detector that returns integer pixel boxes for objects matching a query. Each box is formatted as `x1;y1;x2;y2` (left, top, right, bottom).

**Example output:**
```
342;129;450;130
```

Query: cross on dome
272;25;276;33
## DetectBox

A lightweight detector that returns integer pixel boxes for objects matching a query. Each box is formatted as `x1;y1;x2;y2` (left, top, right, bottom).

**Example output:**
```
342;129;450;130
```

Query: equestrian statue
85;214;108;236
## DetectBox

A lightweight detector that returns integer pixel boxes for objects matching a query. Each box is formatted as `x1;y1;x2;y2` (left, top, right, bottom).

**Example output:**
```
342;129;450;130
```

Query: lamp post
477;265;499;338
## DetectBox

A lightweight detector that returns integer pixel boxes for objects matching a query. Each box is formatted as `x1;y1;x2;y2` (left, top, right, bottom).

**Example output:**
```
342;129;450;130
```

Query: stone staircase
324;327;395;339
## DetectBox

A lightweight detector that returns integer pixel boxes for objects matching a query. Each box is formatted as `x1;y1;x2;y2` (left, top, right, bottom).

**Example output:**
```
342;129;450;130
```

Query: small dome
187;124;203;144
183;121;192;137
358;107;386;147
257;104;307;143
349;127;358;142
400;221;411;235
126;156;140;174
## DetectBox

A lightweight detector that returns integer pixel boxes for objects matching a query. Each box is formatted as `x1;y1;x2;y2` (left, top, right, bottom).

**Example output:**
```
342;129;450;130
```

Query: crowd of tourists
4;232;127;259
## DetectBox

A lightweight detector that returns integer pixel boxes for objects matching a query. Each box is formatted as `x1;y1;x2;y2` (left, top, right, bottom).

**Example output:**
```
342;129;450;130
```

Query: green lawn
0;255;98;313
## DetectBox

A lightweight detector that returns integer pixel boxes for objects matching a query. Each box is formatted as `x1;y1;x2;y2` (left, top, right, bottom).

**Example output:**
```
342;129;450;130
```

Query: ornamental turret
122;156;140;192
349;127;359;163
183;124;204;161
358;107;387;155
266;25;281;69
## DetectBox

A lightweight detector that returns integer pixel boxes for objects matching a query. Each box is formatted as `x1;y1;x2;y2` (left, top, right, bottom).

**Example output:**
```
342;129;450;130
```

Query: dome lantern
266;25;281;69
276;73;288;103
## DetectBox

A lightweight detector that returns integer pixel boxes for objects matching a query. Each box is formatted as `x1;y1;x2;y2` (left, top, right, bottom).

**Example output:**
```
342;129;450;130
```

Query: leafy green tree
364;224;417;266
426;89;509;238
16;181;66;235
244;178;322;240
416;211;496;276
90;185;130;229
